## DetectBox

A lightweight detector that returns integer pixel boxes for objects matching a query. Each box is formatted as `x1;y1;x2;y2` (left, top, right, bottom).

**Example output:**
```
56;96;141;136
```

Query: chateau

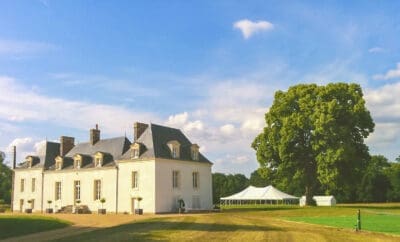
12;122;213;214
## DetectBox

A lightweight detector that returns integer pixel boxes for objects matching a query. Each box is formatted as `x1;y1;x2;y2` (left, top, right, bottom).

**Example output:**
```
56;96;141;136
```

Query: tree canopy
0;151;12;204
252;83;374;204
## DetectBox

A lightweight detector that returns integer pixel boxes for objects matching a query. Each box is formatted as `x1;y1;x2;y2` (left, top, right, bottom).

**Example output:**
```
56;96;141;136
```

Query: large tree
252;83;374;204
0;151;12;204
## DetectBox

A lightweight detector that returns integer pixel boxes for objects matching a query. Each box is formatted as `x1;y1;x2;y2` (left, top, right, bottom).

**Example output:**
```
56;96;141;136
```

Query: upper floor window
75;159;81;169
55;156;63;170
32;178;36;192
130;143;142;159
132;171;139;189
167;140;181;159
191;144;199;161
20;179;25;192
192;172;199;189
172;170;180;189
94;152;104;167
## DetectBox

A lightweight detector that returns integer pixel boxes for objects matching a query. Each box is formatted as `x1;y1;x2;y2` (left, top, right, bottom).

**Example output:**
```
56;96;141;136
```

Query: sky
1;1;400;176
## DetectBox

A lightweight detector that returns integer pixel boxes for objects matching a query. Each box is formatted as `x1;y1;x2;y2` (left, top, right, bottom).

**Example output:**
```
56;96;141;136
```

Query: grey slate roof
121;123;212;163
16;141;60;169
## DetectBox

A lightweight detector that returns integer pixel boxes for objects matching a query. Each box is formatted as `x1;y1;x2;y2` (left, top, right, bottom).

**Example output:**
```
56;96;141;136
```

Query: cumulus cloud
373;63;400;80
233;19;274;39
5;137;47;163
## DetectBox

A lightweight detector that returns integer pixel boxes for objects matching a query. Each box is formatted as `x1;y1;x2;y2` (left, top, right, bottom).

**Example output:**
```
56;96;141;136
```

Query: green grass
0;215;71;239
288;214;400;235
53;204;400;242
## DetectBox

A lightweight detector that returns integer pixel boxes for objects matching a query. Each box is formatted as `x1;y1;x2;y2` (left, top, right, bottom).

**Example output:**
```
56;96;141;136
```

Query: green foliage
0;151;12;204
358;155;391;202
212;173;249;204
253;83;374;204
249;168;270;187
386;162;400;201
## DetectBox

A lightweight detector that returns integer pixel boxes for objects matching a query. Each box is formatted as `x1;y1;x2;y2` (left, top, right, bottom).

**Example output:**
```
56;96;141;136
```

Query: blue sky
1;1;400;176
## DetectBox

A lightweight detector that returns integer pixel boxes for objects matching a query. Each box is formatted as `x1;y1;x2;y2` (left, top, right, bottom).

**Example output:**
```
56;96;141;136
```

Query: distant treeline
212;155;400;204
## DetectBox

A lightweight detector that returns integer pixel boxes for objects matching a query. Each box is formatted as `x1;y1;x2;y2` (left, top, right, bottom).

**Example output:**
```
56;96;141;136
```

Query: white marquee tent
220;185;299;205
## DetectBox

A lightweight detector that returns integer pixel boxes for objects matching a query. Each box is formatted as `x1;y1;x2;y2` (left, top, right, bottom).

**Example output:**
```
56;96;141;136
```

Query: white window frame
32;178;36;192
192;172;199;189
132;171;139;189
94;180;101;200
55;182;62;200
74;180;81;200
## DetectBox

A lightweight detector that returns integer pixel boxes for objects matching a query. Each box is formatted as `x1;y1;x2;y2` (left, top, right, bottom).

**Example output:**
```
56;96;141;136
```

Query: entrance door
19;199;24;212
131;198;135;214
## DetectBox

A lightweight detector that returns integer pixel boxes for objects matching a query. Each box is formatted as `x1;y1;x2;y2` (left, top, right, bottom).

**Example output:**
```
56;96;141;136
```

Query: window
172;147;178;158
20;179;25;192
132;171;139;189
191;144;199;161
94;180;101;200
95;157;102;167
167;140;180;159
55;156;63;170
192;172;199;189
172;170;180;189
132;149;139;159
30;199;35;209
75;159;81;169
55;161;62;170
32;178;36;192
55;182;62;200
74;180;81;201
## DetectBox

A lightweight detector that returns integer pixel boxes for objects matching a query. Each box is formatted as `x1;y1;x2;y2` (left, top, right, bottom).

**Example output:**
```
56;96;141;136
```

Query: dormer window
55;156;63;170
94;152;104;167
167;140;181;159
130;143;142;159
191;144;199;161
26;156;33;168
73;155;82;169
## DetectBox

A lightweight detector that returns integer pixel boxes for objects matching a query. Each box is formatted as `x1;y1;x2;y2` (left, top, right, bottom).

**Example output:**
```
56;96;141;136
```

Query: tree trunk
305;186;315;206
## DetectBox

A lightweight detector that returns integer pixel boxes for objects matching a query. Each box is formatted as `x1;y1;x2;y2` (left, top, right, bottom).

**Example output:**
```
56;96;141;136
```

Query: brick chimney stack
12;145;16;169
90;124;101;145
60;136;75;156
134;122;148;141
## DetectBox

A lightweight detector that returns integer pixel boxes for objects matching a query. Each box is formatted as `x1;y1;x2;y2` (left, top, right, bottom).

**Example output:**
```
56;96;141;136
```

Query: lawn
0;215;71;240
288;214;400;235
52;205;400;242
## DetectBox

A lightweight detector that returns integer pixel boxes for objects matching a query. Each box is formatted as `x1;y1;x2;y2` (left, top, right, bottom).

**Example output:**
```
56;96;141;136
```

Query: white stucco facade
12;122;213;214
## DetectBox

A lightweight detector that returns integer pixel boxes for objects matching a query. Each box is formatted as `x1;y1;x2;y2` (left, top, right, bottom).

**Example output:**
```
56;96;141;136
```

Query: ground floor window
74;180;81;201
192;195;200;209
94;180;101;200
55;182;62;200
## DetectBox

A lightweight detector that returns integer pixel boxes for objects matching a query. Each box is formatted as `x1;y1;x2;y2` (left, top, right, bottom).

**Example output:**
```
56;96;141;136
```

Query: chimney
134;122;149;141
90;124;101;145
12;146;16;169
60;136;75;156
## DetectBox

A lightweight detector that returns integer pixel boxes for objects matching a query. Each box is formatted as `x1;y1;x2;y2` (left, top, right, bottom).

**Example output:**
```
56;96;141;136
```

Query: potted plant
98;198;106;214
75;199;82;214
46;200;53;213
25;199;33;213
178;199;185;214
134;197;143;215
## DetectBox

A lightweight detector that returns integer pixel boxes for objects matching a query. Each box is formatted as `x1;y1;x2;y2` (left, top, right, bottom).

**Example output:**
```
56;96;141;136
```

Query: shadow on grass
54;218;282;242
339;205;400;210
0;216;70;240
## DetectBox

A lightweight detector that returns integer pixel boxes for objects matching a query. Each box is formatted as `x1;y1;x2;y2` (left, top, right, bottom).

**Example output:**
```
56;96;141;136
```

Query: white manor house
11;122;213;214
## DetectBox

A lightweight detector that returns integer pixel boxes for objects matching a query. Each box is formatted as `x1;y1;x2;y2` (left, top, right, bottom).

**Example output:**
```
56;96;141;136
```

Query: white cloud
0;76;159;136
368;47;384;53
0;39;56;55
5;137;47;163
233;19;274;39
373;63;400;80
220;124;235;136
166;112;188;127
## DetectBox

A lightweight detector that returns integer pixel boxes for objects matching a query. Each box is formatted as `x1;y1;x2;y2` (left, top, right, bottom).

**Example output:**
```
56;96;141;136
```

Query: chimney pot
90;125;101;145
12;146;16;169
